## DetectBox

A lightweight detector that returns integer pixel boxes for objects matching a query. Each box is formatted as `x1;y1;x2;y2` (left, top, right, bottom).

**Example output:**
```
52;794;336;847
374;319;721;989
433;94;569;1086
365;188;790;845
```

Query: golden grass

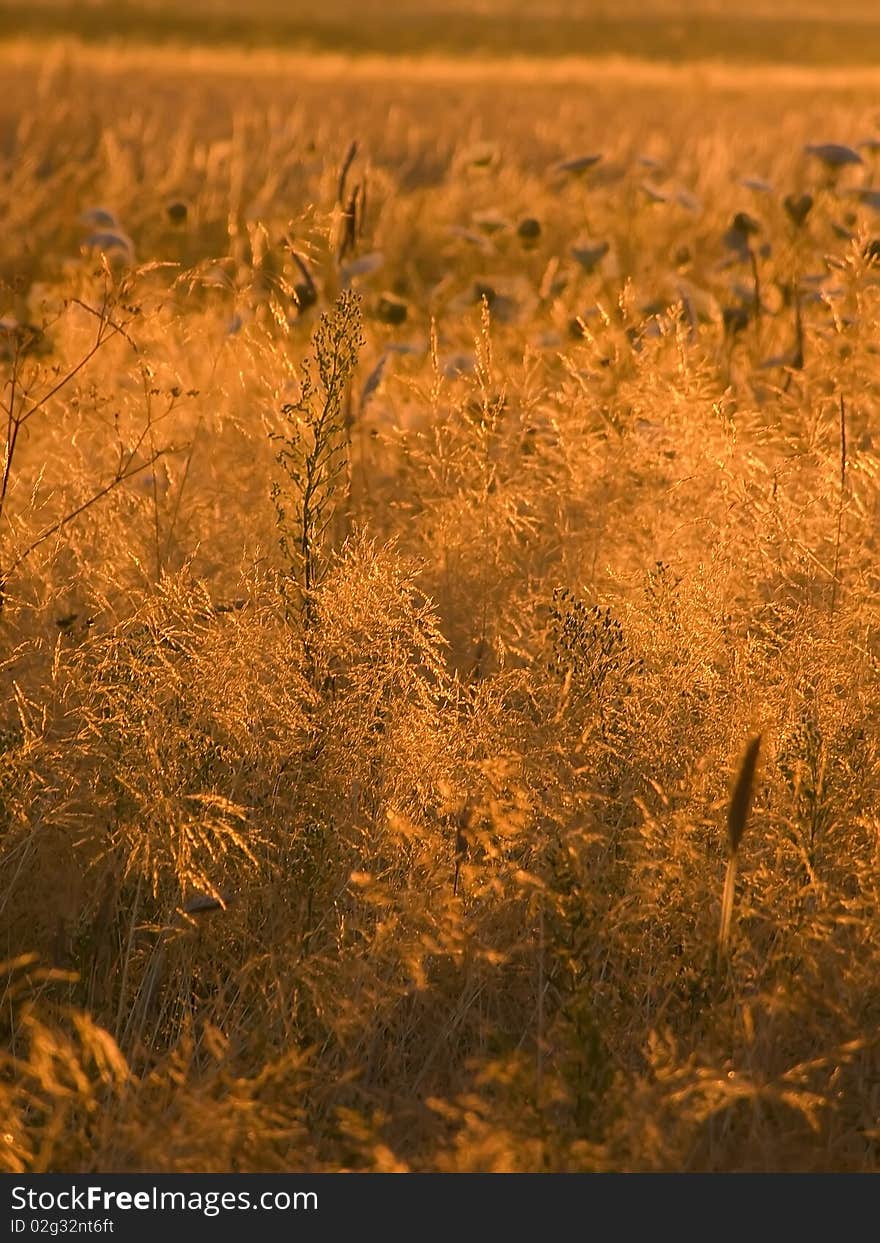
3;38;880;1174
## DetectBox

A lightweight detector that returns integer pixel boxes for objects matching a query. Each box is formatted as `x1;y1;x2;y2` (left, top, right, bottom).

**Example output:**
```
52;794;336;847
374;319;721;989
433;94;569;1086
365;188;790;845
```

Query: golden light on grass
3;3;880;1176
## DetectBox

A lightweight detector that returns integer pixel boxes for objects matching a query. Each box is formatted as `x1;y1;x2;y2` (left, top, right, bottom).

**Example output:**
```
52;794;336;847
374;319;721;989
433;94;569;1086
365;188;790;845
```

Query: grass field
7;0;880;62
4;8;880;1174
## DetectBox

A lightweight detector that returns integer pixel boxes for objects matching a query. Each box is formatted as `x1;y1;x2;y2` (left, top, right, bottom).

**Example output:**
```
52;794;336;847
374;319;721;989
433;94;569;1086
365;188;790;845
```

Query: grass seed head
727;734;762;855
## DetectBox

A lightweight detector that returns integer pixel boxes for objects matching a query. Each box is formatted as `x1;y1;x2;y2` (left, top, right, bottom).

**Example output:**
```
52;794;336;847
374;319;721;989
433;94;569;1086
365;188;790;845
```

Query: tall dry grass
3;43;880;1173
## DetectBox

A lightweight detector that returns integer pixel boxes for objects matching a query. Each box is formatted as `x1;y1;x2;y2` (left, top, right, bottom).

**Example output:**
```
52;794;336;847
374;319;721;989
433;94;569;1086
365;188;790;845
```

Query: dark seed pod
517;217;541;246
376;293;408;325
784;193;814;228
727;734;762;854
723;304;750;336
294;281;318;311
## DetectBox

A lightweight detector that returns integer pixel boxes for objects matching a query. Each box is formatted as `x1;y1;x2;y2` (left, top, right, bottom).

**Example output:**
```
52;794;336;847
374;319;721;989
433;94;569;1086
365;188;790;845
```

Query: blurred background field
4;1;880;1177
5;0;880;62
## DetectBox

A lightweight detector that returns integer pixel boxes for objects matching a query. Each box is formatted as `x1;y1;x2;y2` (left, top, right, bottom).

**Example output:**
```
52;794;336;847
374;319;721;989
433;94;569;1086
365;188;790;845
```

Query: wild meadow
3;21;880;1171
